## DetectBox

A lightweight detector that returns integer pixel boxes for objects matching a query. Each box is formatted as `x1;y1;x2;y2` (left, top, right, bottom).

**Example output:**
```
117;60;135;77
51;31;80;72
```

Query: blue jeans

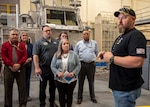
112;87;141;107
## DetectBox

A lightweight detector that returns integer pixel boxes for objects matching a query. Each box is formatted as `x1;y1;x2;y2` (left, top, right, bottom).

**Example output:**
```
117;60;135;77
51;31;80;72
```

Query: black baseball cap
114;7;136;17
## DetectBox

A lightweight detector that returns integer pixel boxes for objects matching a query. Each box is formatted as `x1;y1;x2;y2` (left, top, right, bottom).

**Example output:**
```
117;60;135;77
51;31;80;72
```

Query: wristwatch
110;56;114;64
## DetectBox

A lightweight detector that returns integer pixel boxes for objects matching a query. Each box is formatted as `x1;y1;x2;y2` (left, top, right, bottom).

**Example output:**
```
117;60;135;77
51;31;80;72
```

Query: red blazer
1;41;28;67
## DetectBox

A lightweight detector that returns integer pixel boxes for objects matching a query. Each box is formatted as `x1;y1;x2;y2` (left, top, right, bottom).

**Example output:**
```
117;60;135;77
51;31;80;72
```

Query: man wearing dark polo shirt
98;7;146;107
33;25;59;107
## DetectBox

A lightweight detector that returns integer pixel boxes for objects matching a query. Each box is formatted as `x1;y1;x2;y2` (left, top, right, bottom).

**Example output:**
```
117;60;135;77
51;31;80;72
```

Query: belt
81;61;94;64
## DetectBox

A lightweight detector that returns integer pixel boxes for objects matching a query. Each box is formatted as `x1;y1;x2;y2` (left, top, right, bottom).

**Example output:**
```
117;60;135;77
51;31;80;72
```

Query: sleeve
51;54;60;77
18;43;28;65
0;49;2;67
72;53;81;76
28;43;33;58
74;42;79;55
128;32;146;57
95;41;99;56
32;41;40;55
1;43;14;67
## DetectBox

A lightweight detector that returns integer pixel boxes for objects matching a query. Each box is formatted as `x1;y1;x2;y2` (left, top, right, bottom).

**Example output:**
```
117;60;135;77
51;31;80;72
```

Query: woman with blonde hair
20;31;33;101
51;39;81;107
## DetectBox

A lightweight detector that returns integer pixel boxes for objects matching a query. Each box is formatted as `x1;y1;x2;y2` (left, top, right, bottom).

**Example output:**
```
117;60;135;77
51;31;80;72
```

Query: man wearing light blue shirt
74;29;98;104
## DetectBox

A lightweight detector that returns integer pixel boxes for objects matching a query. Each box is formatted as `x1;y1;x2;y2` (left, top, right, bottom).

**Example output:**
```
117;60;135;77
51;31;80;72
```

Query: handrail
0;4;16;13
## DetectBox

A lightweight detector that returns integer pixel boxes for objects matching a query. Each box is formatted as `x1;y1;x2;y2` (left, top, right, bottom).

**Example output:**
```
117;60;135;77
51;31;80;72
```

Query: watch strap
110;56;114;64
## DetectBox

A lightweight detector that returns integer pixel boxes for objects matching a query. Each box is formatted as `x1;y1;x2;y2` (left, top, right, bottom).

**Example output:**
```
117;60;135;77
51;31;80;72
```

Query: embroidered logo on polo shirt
43;42;48;46
116;38;123;44
136;48;145;54
53;42;57;44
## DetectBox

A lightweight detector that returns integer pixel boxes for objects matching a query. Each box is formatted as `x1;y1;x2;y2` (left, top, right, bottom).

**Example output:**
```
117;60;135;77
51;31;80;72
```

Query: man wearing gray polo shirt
33;25;59;107
74;29;98;104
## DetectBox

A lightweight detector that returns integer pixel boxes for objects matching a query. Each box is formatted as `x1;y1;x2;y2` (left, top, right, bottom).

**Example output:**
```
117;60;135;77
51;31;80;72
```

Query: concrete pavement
0;77;150;107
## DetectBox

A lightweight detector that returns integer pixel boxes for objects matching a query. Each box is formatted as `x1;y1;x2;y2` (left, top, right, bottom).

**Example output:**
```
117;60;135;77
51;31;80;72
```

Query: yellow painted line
136;105;150;107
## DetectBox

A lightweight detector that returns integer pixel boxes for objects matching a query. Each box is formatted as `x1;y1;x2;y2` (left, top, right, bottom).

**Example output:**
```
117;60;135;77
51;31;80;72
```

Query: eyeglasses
12;34;18;36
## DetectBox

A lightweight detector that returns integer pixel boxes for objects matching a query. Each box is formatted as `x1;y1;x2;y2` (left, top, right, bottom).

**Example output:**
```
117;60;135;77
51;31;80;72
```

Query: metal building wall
142;46;150;90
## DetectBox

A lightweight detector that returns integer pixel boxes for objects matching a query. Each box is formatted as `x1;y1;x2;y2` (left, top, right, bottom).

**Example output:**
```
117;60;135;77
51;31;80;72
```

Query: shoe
53;103;58;107
20;104;26;107
40;102;45;107
91;99;97;103
77;99;82;104
27;96;32;101
50;102;58;107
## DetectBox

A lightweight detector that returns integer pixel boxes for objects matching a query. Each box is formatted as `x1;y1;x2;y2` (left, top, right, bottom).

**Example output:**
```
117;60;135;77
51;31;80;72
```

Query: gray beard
119;30;124;34
119;27;125;33
119;27;130;34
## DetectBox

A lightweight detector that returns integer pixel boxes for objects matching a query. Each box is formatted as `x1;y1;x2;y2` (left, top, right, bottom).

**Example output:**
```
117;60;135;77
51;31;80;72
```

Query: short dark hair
42;25;50;31
59;31;68;40
82;29;89;33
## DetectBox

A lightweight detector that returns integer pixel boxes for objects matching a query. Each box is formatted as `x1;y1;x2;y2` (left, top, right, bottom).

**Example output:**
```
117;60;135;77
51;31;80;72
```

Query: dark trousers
55;80;76;107
25;65;32;97
39;66;56;106
77;61;96;100
4;66;27;107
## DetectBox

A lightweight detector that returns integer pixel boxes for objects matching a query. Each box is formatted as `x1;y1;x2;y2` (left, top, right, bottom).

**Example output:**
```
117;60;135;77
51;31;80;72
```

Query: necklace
62;53;68;58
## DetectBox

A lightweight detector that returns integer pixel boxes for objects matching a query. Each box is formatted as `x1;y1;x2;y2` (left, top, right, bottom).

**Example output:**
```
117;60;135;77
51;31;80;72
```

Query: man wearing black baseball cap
97;7;146;107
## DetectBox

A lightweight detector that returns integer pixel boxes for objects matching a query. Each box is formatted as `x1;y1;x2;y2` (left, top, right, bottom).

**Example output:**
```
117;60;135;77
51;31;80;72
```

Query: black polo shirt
109;28;146;91
33;37;59;76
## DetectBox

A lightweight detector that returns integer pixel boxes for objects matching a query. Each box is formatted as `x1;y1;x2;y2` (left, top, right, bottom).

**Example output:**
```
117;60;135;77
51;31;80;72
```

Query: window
66;11;77;25
46;9;78;26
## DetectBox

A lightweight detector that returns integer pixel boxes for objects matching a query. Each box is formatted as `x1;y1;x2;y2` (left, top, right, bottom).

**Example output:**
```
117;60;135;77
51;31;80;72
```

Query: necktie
12;45;18;63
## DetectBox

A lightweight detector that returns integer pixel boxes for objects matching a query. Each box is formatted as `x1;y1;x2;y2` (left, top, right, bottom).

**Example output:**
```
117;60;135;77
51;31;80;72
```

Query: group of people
32;25;98;107
0;7;147;107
